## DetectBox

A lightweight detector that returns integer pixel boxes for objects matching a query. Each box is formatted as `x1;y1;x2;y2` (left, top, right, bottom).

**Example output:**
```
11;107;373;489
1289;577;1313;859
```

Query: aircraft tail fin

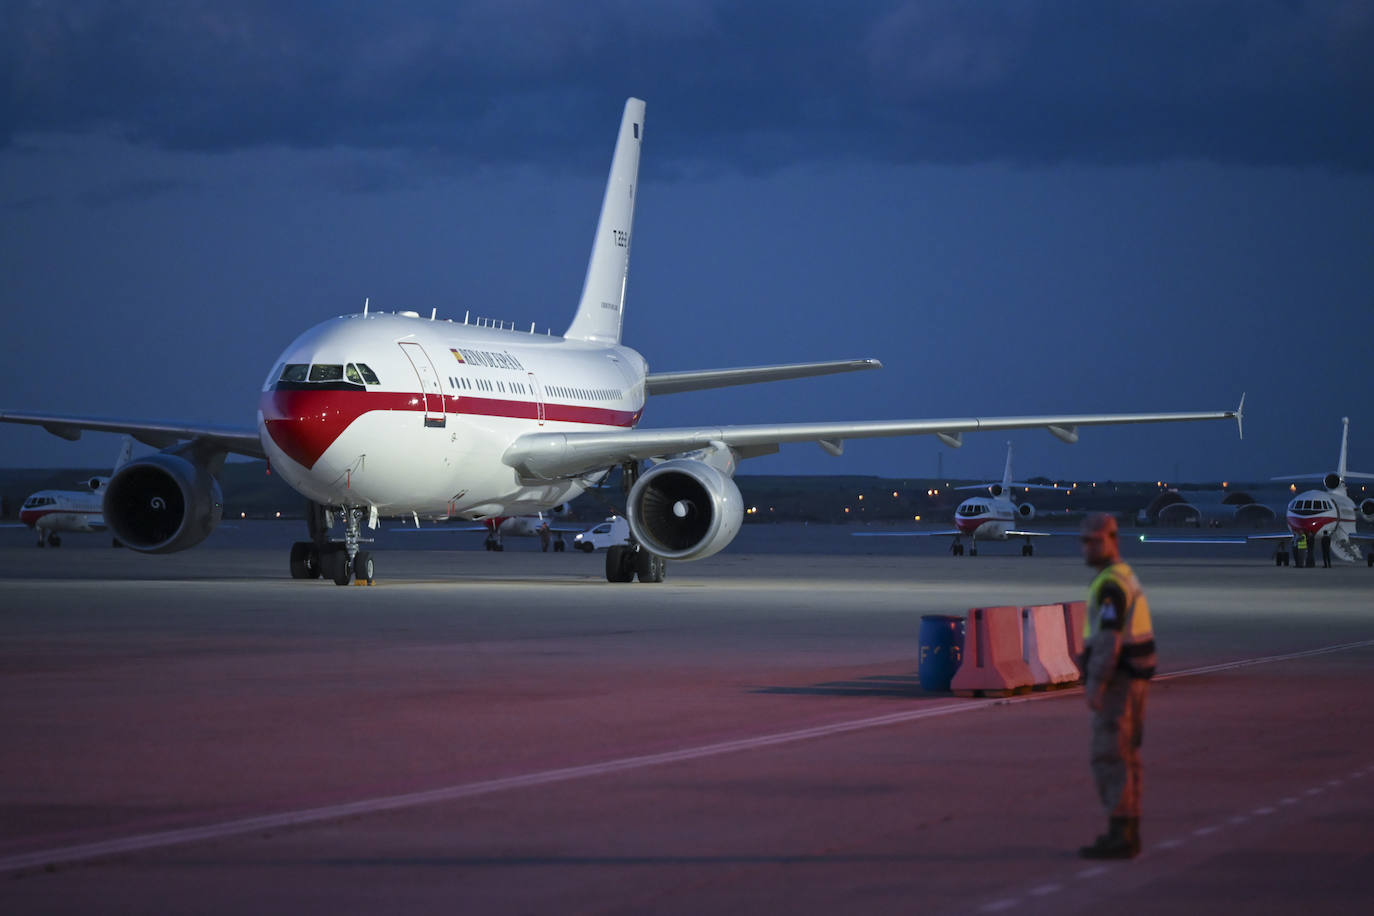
564;98;645;345
113;435;133;472
1001;441;1014;493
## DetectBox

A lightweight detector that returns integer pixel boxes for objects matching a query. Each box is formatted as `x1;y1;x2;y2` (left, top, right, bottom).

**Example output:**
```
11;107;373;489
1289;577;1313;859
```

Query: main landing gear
36;531;61;548
1021;541;1035;557
605;544;666;583
289;502;375;586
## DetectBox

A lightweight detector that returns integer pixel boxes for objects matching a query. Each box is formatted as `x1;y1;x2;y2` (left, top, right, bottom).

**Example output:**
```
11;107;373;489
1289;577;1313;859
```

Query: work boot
1079;816;1138;859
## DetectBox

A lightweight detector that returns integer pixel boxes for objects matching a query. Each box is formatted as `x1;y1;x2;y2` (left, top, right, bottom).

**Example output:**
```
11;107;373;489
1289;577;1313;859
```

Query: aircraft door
527;372;546;426
398;341;447;428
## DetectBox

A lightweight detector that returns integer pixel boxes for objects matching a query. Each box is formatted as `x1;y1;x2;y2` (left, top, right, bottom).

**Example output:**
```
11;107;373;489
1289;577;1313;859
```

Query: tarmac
1;521;1371;914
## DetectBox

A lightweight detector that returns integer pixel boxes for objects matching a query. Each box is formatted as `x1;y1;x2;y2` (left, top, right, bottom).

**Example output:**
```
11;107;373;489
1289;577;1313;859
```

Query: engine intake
103;455;223;553
1324;472;1342;491
1361;498;1374;523
627;459;743;560
1016;502;1035;520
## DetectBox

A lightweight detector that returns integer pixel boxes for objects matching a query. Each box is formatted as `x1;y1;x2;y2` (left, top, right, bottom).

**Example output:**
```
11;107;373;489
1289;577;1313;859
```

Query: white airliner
17;437;133;547
1;98;1242;585
1143;417;1374;565
853;441;1073;556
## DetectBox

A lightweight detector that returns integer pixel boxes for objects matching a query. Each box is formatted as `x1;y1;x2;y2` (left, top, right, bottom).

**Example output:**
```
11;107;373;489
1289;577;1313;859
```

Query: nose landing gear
289;502;376;585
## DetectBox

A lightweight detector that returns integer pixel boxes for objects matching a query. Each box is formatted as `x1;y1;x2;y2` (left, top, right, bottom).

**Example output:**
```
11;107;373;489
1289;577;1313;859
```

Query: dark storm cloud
4;0;1373;172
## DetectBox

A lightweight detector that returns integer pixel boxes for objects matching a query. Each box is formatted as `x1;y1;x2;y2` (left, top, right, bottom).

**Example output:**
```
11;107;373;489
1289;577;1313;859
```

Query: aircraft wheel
289;541;319;579
48;534;61;548
635;548;666;583
493;543;504;552
969;545;977;557
322;546;351;586
1021;543;1033;557
353;550;374;585
605;545;635;582
1367;551;1373;568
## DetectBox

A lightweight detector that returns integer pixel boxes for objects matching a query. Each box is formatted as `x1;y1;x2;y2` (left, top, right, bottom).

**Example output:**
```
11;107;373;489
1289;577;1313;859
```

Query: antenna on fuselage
431;308;437;321
363;297;369;316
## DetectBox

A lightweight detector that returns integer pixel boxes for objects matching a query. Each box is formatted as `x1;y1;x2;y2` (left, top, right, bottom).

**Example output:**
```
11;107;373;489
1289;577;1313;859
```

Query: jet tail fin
113;435;133;473
564;98;645;345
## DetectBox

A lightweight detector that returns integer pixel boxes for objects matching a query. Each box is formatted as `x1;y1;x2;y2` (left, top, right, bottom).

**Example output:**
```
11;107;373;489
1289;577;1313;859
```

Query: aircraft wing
1137;534;1250;545
646;359;881;395
0;411;265;459
504;403;1243;480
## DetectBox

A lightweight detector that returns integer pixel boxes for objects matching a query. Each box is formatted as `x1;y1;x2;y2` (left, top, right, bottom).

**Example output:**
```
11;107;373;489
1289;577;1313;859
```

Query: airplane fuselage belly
23;510;102;533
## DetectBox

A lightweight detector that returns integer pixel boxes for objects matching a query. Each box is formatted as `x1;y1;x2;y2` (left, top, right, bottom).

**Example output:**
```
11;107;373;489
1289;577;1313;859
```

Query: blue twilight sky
2;1;1372;483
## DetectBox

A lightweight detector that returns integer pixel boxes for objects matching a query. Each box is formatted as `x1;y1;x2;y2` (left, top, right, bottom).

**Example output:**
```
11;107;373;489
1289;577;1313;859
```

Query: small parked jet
18;437;133;547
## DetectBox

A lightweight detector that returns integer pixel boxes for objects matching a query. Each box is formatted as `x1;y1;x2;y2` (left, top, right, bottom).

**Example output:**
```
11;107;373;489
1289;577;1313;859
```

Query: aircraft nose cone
260;390;354;470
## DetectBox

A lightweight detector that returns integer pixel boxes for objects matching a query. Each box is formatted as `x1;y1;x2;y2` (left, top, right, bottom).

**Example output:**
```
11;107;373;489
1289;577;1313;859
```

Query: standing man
1078;513;1156;859
538;523;551;553
1321;531;1332;568
1296;532;1308;569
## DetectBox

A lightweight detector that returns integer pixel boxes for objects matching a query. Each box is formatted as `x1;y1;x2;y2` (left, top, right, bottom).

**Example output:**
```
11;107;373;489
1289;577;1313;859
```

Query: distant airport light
240;512;246;519
913;515;921;522
844;507;851;514
1290;484;1298;492
1222;481;1229;488
858;494;864;501
275;511;281;518
892;491;899;499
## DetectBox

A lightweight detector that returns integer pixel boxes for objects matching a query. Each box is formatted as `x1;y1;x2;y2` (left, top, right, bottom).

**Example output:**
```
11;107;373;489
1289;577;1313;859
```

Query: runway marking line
3;638;1373;876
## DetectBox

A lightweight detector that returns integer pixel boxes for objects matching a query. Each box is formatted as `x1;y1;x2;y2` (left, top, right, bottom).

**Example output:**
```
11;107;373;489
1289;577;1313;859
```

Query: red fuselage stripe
259;389;642;470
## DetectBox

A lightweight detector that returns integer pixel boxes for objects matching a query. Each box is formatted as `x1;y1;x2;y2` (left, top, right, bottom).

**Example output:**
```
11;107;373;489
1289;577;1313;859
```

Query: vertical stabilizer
564;98;645;345
1001;441;1014;492
1337;416;1350;481
113;435;133;472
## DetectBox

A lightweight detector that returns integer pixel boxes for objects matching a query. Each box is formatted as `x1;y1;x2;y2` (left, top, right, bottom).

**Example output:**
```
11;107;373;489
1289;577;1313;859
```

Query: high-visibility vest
1086;562;1157;679
1297;534;1308;550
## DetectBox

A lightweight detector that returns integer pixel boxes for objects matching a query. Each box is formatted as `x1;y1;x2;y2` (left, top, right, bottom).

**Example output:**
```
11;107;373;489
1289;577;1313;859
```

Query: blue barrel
918;614;966;691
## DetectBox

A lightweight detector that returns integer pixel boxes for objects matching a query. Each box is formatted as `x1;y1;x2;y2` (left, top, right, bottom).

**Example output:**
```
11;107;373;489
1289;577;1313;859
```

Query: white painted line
1157;838;1184;849
1253;807;1276;816
1193;826;1218;837
1328;779;1343;787
1228;816;1249;826
1305;787;1323;796
1028;883;1063;897
1280;797;1299;806
979;899;1020;913
1077;865;1109;879
5;637;1373;875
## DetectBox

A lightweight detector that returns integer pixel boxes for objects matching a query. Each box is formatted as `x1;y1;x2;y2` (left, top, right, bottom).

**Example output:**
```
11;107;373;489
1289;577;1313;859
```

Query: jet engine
989;484;1004;498
1324;473;1342;491
1360;498;1374;523
103;454;223;553
1016;502;1036;521
627;459;744;560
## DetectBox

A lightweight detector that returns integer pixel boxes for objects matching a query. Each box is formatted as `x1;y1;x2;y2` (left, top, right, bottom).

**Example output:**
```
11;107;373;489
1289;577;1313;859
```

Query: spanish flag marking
450;348;465;363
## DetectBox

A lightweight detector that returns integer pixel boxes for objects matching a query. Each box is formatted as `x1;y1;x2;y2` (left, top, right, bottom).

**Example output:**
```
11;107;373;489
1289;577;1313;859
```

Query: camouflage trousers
1091;675;1148;818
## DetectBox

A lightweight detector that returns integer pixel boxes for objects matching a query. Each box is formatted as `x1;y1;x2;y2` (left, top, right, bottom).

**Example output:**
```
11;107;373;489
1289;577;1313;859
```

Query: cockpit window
345;364;363;385
309;364;345;382
280;364;309;383
355;363;380;385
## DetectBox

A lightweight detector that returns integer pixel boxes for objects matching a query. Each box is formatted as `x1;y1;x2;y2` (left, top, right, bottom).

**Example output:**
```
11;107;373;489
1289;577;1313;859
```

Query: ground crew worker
1321;531;1332;568
1296;532;1308;568
1078;513;1156;859
538;524;551;553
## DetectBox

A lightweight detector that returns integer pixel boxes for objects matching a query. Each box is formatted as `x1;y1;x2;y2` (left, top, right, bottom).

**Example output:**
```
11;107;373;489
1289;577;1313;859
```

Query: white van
573;516;631;552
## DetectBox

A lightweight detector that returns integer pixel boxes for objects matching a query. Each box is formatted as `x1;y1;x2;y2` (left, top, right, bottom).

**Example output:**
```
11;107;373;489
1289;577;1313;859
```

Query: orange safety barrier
951;605;1034;697
1062;600;1087;676
1021;604;1081;687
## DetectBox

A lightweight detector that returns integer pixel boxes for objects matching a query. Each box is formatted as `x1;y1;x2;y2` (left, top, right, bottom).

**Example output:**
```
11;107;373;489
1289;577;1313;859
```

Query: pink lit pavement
1;523;1371;914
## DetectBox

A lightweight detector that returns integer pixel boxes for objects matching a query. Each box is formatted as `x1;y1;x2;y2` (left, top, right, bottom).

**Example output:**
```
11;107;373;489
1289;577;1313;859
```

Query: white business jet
0;98;1242;584
391;505;582;551
1143;417;1374;565
853;441;1071;556
18;437;133;547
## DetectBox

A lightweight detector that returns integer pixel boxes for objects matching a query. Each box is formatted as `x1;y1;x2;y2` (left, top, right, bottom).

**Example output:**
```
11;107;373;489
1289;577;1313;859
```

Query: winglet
1234;392;1245;440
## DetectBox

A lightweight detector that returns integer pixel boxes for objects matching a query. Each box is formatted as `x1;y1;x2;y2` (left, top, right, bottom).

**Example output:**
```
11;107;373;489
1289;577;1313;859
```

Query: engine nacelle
989;484;1004;498
627;459;744;560
1016;502;1035;520
103;454;223;553
1361;498;1374;524
1324;472;1342;491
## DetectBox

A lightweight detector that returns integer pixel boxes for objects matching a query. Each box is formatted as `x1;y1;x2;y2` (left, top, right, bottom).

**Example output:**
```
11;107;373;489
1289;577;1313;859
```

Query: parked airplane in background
853;442;1072;556
1143;417;1374;565
0;98;1242;585
18;437;133;547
